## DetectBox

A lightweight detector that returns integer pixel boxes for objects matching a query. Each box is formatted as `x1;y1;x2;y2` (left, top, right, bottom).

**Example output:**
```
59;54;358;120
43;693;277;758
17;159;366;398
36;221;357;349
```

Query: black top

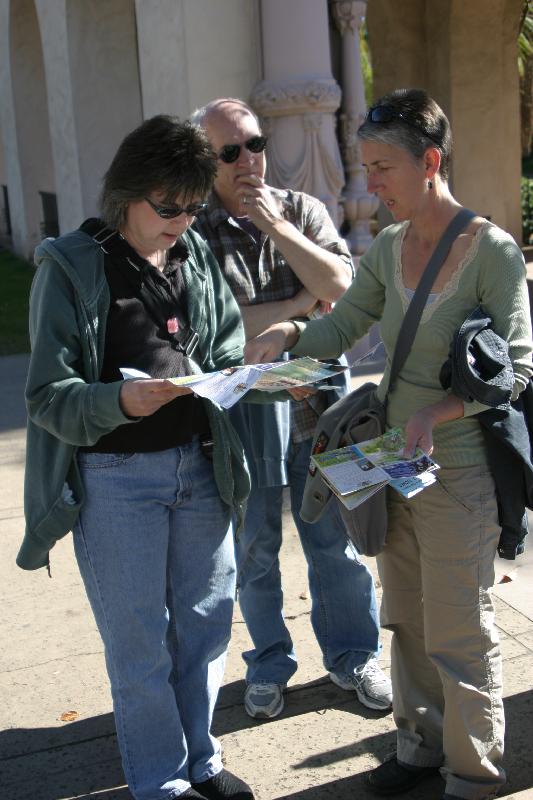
81;220;210;453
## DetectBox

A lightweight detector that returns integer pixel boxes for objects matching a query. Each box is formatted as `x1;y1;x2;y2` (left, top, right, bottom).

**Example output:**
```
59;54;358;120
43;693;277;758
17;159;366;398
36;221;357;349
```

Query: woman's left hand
403;407;435;458
403;394;465;458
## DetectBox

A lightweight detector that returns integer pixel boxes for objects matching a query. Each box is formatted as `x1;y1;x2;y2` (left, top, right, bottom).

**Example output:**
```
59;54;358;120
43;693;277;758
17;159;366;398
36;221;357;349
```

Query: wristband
287;320;301;348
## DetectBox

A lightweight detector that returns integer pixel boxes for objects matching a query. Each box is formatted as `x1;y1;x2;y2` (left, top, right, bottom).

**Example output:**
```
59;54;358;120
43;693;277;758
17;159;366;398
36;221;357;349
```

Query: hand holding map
120;357;347;410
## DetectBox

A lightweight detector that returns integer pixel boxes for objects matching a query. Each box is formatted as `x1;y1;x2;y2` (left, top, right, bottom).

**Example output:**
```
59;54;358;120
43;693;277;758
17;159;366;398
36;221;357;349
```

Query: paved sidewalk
1;354;533;799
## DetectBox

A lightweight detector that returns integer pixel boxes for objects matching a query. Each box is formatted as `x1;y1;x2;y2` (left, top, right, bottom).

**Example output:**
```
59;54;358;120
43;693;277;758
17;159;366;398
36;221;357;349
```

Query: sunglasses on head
218;135;268;164
144;196;208;219
366;104;441;146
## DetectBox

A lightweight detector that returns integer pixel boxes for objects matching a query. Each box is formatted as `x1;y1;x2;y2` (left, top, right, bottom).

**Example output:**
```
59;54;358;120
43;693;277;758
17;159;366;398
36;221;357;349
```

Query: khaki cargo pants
377;464;505;800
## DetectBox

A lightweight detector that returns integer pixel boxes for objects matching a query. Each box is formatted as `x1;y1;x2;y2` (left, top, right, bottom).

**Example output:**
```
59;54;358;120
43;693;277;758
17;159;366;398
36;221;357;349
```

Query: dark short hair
357;88;452;181
100;115;217;229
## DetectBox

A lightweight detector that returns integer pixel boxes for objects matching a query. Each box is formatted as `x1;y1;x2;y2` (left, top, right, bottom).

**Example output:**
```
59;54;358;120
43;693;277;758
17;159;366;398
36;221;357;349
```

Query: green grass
0;248;34;355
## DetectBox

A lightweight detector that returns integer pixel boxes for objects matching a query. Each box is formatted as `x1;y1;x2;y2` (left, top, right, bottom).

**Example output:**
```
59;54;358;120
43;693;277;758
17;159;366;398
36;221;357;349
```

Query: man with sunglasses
192;98;392;721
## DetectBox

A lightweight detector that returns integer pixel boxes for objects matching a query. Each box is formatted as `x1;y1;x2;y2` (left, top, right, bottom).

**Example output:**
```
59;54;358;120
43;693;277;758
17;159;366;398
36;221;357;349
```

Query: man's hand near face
235;174;284;232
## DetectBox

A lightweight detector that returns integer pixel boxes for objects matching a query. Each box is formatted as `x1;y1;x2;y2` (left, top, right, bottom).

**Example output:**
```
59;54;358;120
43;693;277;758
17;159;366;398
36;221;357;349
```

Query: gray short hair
357;88;452;181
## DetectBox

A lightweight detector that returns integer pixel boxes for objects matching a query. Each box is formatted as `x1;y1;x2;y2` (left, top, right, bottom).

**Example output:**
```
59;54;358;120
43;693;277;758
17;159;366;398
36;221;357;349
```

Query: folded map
121;357;347;410
311;427;439;509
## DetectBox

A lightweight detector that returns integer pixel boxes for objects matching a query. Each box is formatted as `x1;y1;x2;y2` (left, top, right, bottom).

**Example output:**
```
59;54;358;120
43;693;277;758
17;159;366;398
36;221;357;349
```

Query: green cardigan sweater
292;220;533;468
19;227;251;571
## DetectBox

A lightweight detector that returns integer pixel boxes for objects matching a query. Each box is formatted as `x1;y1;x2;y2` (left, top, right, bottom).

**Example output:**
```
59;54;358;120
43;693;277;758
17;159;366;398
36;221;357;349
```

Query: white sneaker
329;657;393;711
244;682;285;719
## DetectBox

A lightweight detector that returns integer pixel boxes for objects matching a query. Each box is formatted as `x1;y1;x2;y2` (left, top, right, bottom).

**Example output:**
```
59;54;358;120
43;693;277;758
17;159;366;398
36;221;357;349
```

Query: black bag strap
81;219;200;360
385;207;476;401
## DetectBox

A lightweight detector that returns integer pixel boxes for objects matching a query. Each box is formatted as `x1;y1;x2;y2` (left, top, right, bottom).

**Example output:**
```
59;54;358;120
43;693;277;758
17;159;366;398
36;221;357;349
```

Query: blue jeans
236;436;381;685
73;440;234;800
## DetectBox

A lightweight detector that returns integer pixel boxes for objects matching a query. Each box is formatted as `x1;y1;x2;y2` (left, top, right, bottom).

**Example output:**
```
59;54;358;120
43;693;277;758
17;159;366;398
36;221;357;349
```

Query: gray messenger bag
300;208;476;556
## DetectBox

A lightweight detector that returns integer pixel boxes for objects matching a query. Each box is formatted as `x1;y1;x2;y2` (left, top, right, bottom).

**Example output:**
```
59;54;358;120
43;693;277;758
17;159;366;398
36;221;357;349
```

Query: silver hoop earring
428;179;433;189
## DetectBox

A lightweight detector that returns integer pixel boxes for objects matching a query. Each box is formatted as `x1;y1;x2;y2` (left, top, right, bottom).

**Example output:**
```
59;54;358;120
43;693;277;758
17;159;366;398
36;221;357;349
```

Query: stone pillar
34;0;85;236
367;0;524;243
0;0;61;257
250;0;345;226
135;0;261;120
0;0;30;255
135;0;191;119
36;0;142;231
331;0;378;255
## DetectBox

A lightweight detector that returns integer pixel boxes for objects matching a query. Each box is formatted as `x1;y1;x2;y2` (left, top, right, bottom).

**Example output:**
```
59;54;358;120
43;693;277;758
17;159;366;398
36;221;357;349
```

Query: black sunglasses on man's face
144;196;208;220
218;135;268;164
366;104;441;146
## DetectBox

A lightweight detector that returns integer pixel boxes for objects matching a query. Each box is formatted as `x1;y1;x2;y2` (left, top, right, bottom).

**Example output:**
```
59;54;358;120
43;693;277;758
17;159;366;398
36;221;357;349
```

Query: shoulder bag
300;208;476;555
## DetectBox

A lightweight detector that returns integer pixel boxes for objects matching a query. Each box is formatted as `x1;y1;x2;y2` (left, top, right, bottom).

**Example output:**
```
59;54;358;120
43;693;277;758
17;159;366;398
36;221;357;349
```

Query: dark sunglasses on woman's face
218;135;268;164
366;104;441;145
144;196;208;219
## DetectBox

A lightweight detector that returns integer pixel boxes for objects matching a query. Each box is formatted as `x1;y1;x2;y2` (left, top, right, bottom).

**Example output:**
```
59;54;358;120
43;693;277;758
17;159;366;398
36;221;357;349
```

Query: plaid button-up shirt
193;188;353;442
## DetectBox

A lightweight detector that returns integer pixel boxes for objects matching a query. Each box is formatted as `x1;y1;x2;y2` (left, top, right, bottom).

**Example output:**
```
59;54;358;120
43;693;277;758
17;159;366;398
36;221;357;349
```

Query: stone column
367;0;524;243
135;0;191;119
250;0;345;226
34;0;85;236
0;0;30;254
331;0;378;255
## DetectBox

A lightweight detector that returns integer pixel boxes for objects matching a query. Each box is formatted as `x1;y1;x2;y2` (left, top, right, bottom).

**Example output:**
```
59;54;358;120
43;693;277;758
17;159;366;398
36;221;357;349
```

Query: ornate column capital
330;0;367;36
250;78;341;118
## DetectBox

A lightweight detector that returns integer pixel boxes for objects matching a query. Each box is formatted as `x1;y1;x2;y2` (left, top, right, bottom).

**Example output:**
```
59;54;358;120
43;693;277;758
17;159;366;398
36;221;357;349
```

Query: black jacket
440;306;533;559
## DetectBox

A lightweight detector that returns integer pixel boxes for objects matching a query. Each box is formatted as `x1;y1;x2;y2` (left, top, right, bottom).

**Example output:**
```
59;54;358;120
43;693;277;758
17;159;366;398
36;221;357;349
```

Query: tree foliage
519;1;533;156
360;23;373;108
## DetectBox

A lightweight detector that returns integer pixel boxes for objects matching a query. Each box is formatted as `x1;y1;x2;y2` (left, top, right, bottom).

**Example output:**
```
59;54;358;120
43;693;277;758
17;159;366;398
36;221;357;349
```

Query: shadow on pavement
0;353;29;433
0;711;129;800
274;772;443;800
213;676;392;737
274;689;533;799
1;687;531;800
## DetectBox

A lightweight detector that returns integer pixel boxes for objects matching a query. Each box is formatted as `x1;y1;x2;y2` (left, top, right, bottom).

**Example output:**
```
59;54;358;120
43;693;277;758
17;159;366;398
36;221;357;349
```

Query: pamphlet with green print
120;357;346;410
311;427;439;510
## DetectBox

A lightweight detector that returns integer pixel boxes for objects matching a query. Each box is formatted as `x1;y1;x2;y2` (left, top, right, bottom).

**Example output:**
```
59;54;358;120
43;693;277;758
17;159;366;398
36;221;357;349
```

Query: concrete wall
182;0;261;110
367;0;524;243
136;0;261;119
0;0;526;255
0;0;261;256
66;0;143;219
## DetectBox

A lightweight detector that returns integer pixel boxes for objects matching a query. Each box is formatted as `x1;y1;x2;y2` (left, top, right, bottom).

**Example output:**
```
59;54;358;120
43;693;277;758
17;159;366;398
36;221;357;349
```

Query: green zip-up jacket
18;227;251;571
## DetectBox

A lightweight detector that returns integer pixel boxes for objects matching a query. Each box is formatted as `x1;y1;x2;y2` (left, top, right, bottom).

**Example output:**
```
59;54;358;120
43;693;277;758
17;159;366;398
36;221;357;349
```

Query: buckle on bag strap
92;226;118;247
183;330;199;358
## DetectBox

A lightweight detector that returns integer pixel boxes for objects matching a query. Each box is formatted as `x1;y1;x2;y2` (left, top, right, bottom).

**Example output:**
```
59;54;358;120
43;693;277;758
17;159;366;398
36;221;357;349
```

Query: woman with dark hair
244;89;533;800
19;115;253;800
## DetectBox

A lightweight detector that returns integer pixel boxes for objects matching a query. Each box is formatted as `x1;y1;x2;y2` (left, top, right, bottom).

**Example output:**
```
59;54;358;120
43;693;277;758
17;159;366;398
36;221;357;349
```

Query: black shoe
180;791;208;799
191;769;254;800
366;755;440;795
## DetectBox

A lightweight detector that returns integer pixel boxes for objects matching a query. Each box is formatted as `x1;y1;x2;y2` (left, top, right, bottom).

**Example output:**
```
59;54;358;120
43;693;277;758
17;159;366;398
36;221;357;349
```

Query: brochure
311;427;439;509
120;357;346;410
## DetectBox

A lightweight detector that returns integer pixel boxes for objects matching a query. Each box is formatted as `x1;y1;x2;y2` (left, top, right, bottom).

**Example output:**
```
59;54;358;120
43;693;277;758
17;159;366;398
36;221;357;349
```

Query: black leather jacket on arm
440;306;533;559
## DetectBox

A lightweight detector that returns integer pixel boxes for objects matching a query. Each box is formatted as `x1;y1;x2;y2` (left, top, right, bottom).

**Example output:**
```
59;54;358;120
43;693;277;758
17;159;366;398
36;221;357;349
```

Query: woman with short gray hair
244;88;533;800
